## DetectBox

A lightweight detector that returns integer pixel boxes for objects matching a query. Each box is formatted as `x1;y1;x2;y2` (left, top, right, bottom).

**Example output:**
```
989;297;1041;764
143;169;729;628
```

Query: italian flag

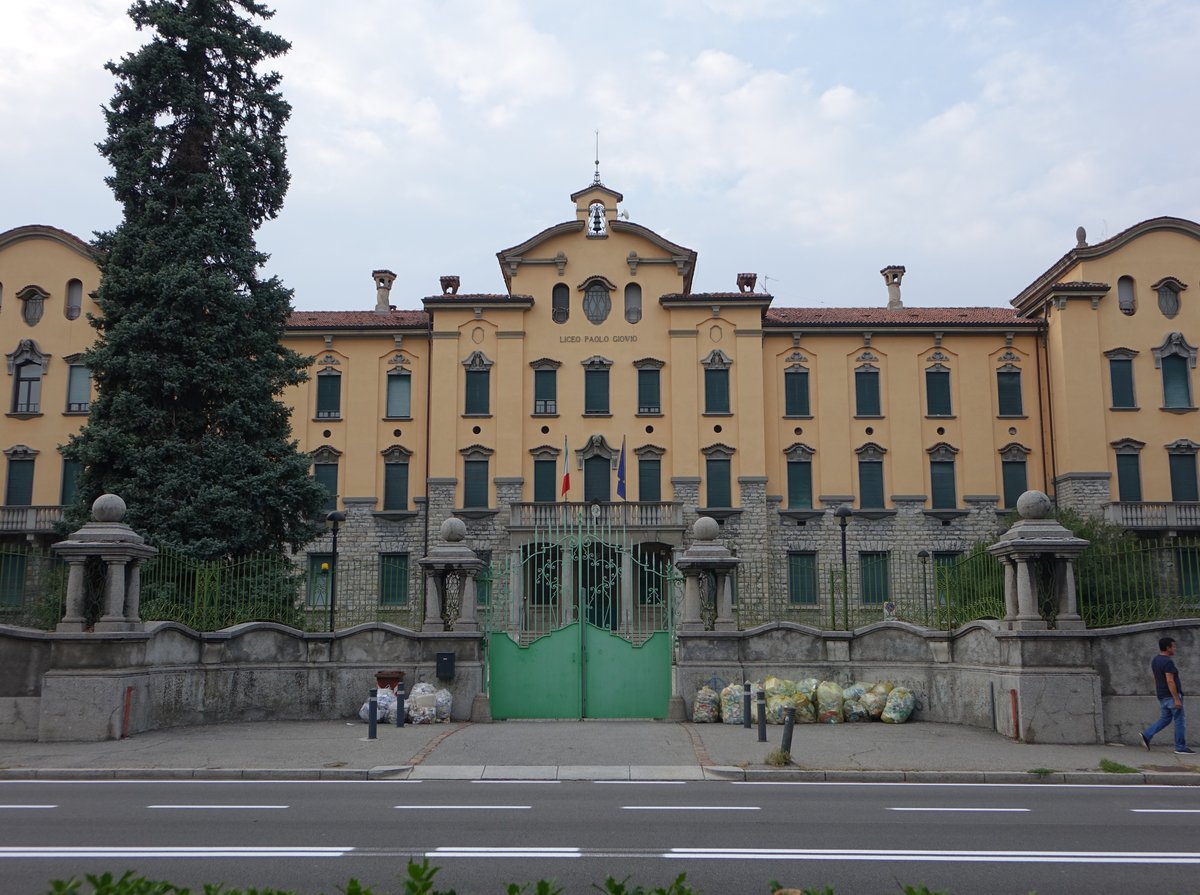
561;436;570;499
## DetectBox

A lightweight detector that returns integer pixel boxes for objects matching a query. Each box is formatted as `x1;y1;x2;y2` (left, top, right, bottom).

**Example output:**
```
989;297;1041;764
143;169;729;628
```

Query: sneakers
1141;733;1152;751
1175;747;1197;755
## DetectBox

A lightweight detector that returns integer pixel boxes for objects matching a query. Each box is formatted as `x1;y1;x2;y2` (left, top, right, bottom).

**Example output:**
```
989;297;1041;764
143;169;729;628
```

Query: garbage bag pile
693;677;916;724
359;681;454;725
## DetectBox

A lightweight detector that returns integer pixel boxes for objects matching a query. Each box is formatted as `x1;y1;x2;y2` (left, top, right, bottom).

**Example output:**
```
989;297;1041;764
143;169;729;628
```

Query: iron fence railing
1076;538;1200;627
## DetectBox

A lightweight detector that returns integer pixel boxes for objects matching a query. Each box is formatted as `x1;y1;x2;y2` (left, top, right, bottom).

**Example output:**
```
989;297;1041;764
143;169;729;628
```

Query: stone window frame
1104;347;1140;410
311;444;342;514
634;444;665;504
530;358;561;416
995;362;1025;417
462;350;494;417
634;358;664;415
701;349;733;417
925;442;960;513
581;355;613;416
1151;276;1186;320
853;352;883;418
384;355;413;419
315;366;342;420
63;356;91;415
576;433;620;470
379;444;414;515
17;285;48;327
4;444;38;507
7;339;50;418
924;360;954;418
998;442;1030;510
1165;438;1200;503
1165;438;1200;457
783;350;812;418
459;443;494;513
1111;438;1146;504
578;275;616;325
700;442;736;513
782;442;817;517
854;441;889;515
1152;331;1197;412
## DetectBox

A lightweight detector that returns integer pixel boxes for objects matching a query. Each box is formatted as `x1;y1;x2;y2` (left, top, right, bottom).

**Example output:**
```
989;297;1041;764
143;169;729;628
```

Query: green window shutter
5;458;35;506
1109;359;1135;408
784;369;809;416
638;458;661;502
465;369;489;414
706;458;731;507
379;553;409;606
584;454;611;502
307;553;332;607
313;463;337;512
1162;355;1192;408
1001;459;1027;508
786;459;812;509
464;459;489;507
585;369;609;414
930;460;956;509
997;371;1023;416
1169;453;1199;502
383;462;408;511
316;373;341;418
1116;453;1142;502
60;458;82;506
534;369;557;414
66;365;91;412
705;368;730;413
925;369;951;416
386;373;411;418
638;369;660;413
858;459;884;508
533;459;557;502
860;552;890;604
855;369;880;416
0;553;27;608
787;553;817;605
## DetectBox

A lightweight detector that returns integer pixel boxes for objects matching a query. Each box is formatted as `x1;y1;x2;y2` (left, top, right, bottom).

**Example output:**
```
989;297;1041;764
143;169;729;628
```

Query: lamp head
834;504;853;526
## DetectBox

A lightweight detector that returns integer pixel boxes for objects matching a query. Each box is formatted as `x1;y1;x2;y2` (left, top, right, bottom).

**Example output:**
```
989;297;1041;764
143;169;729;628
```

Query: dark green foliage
595;875;695;895
63;0;325;560
1057;509;1162;627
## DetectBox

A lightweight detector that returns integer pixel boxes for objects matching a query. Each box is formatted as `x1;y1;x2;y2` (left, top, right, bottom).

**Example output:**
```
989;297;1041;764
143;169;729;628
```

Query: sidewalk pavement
2;719;1198;785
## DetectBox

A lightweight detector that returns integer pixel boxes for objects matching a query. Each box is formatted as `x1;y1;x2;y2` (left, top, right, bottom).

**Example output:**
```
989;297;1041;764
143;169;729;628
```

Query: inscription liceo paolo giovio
559;334;639;343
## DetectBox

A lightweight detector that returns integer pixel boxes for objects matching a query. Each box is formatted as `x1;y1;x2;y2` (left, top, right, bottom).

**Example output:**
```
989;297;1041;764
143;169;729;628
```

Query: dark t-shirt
1152;654;1183;700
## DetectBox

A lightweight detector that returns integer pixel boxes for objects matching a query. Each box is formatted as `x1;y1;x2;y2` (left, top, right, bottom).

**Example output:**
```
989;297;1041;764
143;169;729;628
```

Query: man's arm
1166;668;1182;708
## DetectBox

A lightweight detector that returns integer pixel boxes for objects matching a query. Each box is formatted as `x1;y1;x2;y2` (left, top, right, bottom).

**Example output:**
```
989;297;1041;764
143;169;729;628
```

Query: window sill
583;412;612;418
63;410;89;417
454;508;499;520
1161;406;1198;414
925;415;956;420
854;414;884;420
702;412;733;417
636;411;664;417
373;510;419;521
698;507;742;521
7;412;43;419
783;414;813;420
1109;406;1139;412
313;416;342;422
462;413;493;419
855;509;896;520
997;414;1027;420
779;509;825;523
531;413;559;418
924;509;970;521
383;416;413;421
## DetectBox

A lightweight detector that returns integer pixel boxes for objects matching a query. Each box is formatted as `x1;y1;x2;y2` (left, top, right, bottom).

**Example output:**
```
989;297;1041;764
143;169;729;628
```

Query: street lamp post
918;549;930;625
834;504;853;630
326;510;346;633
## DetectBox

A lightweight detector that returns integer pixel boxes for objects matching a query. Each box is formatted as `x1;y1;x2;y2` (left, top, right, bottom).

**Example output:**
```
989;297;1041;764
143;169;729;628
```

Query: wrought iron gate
480;510;681;719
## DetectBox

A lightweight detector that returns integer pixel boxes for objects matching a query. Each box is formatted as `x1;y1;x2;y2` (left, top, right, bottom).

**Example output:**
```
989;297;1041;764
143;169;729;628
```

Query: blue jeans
1144;697;1187;751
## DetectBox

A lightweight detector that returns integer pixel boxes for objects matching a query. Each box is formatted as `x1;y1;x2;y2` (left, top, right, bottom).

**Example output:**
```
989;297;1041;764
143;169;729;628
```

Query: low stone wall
0;621;484;742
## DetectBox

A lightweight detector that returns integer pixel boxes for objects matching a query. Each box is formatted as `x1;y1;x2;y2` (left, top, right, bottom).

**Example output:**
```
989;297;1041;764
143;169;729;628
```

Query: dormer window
587;202;607;237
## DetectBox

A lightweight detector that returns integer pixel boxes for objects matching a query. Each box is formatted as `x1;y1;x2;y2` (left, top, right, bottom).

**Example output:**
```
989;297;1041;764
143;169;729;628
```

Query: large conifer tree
64;0;326;559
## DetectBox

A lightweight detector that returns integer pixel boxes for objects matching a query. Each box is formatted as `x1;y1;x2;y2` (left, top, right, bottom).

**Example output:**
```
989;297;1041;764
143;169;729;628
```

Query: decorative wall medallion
710;325;723;343
472;326;484;344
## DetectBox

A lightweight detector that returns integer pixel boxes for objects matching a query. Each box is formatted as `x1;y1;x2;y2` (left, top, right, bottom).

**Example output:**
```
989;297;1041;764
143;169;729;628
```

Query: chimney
439;275;461;295
372;269;396;314
880;265;905;310
736;272;757;294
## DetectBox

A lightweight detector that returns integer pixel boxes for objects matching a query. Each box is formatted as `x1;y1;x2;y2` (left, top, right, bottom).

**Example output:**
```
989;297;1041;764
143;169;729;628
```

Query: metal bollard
396;681;406;728
367;687;378;740
781;705;795;758
756;688;767;743
742;682;752;729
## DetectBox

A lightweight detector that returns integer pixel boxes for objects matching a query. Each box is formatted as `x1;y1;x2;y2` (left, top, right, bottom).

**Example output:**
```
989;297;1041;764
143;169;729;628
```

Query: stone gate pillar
675;516;741;632
418;517;484;632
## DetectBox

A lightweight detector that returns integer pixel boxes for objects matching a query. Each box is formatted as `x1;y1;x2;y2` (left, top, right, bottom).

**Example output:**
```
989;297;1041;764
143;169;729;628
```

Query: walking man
1142;637;1194;754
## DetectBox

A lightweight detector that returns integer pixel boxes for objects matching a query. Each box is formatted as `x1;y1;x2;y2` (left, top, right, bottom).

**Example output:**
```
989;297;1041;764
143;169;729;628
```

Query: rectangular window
1162;354;1193;408
313;462;337;513
66;365;91;413
383;462;408;511
465;369;490;415
316;372;341;419
464;458;489;508
784;368;810;416
638;458;661;503
925;369;952;416
997;370;1023;416
584;369;609;414
533;458;557;503
1001;459;1027;509
1116;453;1142;502
306;553;332;607
786;459;812;509
1109;358;1136;409
930;459;956;509
533;369;557;414
705;458;731;507
5;458;34;506
386;372;411;418
13;363;41;414
379;553;409;607
0;552;26;609
858;459;884;509
855;368;880;416
787;552;818;605
1169;453;1199;502
860;551;890;604
637;368;661;414
60;458;82;506
704;368;730;414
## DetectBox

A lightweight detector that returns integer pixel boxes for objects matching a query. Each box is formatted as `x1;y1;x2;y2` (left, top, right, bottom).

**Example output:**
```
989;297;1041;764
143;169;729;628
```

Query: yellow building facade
2;185;1198;626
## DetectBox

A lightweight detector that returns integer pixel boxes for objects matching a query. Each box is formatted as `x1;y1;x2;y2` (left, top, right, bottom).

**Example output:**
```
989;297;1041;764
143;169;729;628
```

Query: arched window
1117;276;1137;316
624;283;642;324
552;283;569;324
583;282;611;324
65;280;83;320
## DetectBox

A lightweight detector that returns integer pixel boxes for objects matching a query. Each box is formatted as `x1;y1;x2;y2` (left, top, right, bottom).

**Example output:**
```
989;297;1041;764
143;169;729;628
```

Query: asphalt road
3;779;1199;894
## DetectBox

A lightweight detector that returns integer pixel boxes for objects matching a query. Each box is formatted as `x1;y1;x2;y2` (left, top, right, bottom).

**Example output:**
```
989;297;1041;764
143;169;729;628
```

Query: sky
2;0;1198;312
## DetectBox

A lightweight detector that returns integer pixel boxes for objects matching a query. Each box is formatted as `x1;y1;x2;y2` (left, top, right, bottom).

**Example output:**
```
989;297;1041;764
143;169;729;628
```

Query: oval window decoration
1158;283;1180;319
17;285;47;327
583;282;611;325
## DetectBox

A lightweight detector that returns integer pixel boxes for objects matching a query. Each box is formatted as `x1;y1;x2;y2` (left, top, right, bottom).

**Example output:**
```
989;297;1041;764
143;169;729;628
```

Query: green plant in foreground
595;874;695;895
1099;758;1139;774
1027;767;1056;777
764;748;794;766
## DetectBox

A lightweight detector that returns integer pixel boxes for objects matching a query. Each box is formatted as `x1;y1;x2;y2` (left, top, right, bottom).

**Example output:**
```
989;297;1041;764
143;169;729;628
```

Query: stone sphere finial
1016;489;1053;520
92;493;127;523
692;515;720;541
439;517;467;543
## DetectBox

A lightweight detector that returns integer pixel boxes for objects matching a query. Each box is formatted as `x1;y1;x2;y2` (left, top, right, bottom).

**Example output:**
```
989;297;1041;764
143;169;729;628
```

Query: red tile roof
287;310;429;329
422;293;534;302
661;292;773;301
764;307;1038;326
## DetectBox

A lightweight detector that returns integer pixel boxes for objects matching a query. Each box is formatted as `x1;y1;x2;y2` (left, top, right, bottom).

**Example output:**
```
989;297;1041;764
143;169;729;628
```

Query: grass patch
764;748;794;766
1026;767;1056;777
1099;758;1139;774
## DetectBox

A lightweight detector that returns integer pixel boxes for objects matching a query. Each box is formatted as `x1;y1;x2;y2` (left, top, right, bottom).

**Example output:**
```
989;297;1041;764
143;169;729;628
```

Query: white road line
471;780;560;785
730;781;1176;790
430;847;580;859
1131;809;1200;814
886;807;1030;813
147;804;289;810
394;805;530;810
666;847;1200;864
0;805;56;809
622;806;759;811
594;781;686;785
0;846;352;859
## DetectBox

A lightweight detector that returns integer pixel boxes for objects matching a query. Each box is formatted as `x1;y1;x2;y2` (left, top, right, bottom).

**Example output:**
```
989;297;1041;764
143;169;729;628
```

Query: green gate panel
581;625;672;719
488;624;582;719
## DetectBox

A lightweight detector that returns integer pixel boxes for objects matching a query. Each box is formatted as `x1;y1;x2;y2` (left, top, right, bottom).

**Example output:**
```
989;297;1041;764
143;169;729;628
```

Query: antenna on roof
593;129;601;184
